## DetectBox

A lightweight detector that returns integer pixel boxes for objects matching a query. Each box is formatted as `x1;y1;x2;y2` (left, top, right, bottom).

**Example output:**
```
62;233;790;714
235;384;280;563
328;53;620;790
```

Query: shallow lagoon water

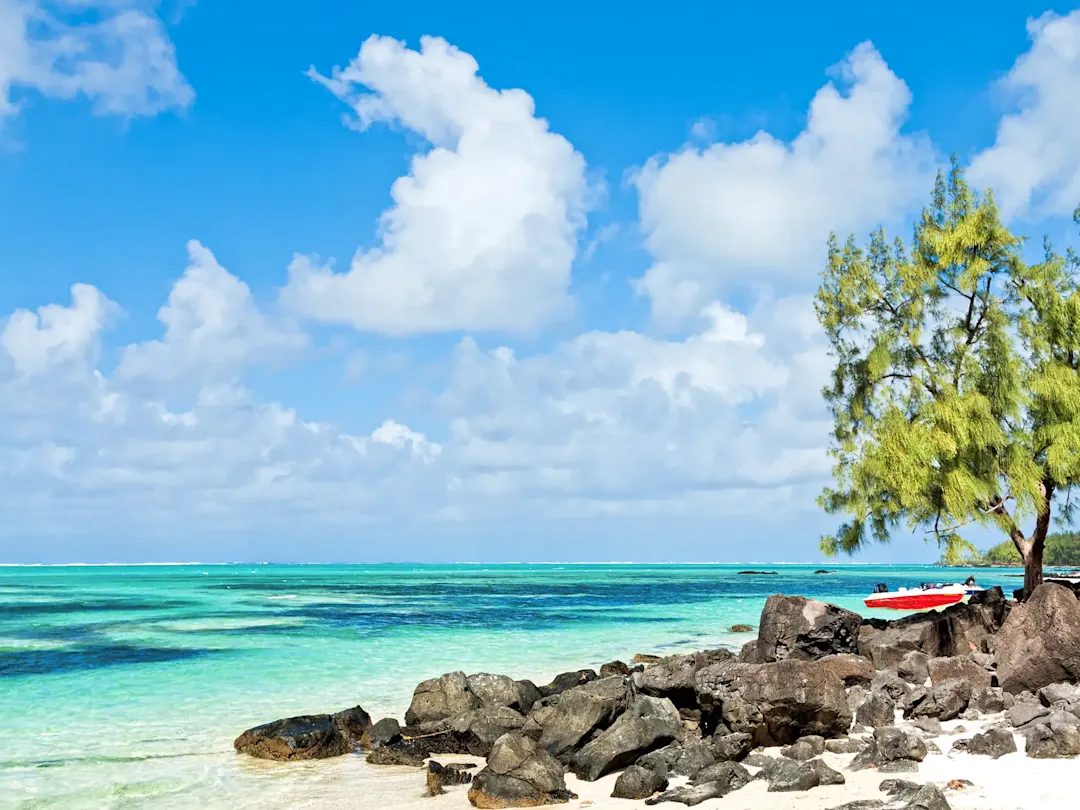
0;563;1021;809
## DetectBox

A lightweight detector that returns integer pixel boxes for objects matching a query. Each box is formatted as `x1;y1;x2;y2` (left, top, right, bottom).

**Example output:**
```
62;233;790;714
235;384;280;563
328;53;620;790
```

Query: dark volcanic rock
468;733;576;808
234;709;366;761
670;739;714;777
1007;700;1049;728
689;760;751;790
730;624;754;633
1025;717;1080;758
877;759;920;772
826;737;868;754
904;784;952;810
953;727;1016;758
749;594;862;663
600;660;631;677
696;659;852;745
781;735;825;761
710;731;753;761
874;727;927;763
536;676;630;760
927;657;992;691
969;686;1007;714
829;802;885;810
896;651;931;685
766;758;845;791
636;649;735;707
819;654;876;687
366;727;469;766
906;679;971;722
450;707;527;756
612;765;668;800
539;669;599;698
856;690;896;729
996;583;1080;694
859;589;1008;670
570;695;681;781
427;760;474;795
362;717;402;749
645;782;730;806
407;672;480;726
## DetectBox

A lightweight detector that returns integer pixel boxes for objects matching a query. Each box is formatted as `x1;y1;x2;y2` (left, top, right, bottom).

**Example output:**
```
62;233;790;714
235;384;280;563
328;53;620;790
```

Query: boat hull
863;591;966;610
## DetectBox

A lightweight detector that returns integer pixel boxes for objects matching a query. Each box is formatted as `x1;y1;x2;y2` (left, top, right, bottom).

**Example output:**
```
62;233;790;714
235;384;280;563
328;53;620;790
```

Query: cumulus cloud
0;0;193;122
632;41;936;325
117;240;306;383
969;10;1080;219
281;35;591;335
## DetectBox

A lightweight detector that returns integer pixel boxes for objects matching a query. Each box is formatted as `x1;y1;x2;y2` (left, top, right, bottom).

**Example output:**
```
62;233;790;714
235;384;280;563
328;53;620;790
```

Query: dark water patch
0;598;195;617
0;751;216;770
0;644;221;677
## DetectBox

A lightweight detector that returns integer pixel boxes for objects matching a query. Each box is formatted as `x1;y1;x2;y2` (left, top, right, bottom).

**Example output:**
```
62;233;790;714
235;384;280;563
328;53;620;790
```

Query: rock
515;681;542;715
450;707;527;756
873;671;913;703
907;679;971;722
996;583;1080;694
635;741;680;775
600;660;631;677
859;589;1008;670
695;659;852;745
878;759;920;772
766;758;845;791
366;744;426;767
743;752;778;769
636;649;735;706
468;733;576;808
710;731;753;761
738;570;778;575
952;728;1016;758
826;737;868;754
880;779;922;801
1025;717;1080;758
750;594;862;663
1039;682;1080;706
969;687;1006;714
536;676;630;760
689;760;751;790
911;717;942;735
875;727;927;762
362;717;402;749
856;690;897;729
970;651;994;669
644;782;730;806
570;695;682;781
730;624;754;633
467;674;523;711
830;803;885;810
612;765;668;800
427;760;474;796
634;654;662;664
670;739;714;777
927;657;992;691
904;784;952;810
539;669;599;698
819;654;876;687
1007;701;1049;728
234;713;353;761
366;727;469;765
781;735;825;761
407;672;480;726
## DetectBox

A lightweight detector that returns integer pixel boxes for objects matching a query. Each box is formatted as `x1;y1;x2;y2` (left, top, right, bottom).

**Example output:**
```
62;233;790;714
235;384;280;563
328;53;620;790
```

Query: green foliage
975;532;1080;566
816;157;1080;566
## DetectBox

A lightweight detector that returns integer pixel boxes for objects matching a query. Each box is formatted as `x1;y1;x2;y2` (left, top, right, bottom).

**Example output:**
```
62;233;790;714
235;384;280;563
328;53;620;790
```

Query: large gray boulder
855;690;896;728
450;707;527;756
406;671;480;726
636;649;735;705
748;595;862;663
953;727;1017;758
535;676;630;760
996;583;1080;694
570;695;681;781
696;659;852;745
927;656;992;691
859;588;1008;670
468;733;576;808
612;764;668;800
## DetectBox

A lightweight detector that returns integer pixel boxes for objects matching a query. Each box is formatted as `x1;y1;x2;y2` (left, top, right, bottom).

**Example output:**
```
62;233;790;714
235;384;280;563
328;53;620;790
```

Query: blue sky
1;0;1079;563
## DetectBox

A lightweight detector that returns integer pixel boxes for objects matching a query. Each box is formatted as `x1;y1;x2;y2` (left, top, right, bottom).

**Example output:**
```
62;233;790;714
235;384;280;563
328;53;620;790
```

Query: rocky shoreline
233;581;1080;809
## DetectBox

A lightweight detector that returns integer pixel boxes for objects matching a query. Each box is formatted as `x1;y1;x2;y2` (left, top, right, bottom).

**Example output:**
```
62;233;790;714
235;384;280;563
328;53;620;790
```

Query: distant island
938;531;1080;568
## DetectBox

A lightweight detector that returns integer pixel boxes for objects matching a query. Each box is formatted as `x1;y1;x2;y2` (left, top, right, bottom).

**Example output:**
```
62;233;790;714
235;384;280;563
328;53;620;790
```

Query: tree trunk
1020;539;1045;597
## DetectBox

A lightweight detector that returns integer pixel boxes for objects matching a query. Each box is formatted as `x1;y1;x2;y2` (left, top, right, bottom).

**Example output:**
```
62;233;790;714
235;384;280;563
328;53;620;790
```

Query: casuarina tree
815;159;1080;596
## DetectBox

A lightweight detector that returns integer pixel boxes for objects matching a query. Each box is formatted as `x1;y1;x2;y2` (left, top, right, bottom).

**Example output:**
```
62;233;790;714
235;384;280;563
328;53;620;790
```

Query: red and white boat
863;582;983;611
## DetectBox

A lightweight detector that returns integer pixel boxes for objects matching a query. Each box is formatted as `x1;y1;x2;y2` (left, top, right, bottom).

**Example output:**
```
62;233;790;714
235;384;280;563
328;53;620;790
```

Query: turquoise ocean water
0;563;1025;809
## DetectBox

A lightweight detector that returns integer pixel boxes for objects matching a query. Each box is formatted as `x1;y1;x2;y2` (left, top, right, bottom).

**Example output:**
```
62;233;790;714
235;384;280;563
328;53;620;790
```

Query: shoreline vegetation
936;532;1080;569
234;582;1080;810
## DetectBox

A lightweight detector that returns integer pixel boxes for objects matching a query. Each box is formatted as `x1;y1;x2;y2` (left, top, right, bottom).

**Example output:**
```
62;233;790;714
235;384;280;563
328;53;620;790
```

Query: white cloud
632;41;936;326
969;10;1080;219
117;240;306;383
281;35;592;335
0;0;192;123
0;282;116;375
